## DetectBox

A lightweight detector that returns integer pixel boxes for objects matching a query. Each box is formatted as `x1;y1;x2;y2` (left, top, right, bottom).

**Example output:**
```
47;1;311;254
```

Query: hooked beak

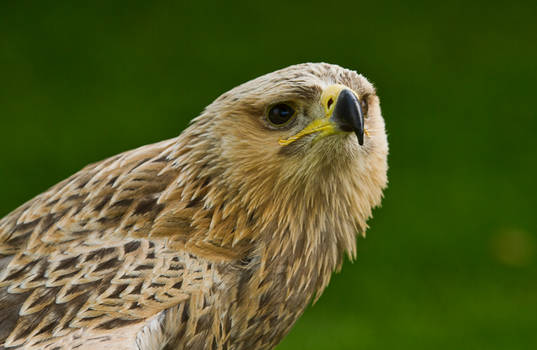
331;89;365;145
279;84;365;146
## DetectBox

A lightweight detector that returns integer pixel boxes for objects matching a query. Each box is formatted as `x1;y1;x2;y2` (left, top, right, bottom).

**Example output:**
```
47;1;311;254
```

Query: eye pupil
268;104;295;125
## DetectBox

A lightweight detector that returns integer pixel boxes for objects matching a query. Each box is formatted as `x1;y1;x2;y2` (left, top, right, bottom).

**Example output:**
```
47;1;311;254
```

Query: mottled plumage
0;63;388;350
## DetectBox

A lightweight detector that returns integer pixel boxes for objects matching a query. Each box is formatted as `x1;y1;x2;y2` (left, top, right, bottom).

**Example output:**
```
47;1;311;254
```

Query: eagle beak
279;84;365;146
331;88;365;145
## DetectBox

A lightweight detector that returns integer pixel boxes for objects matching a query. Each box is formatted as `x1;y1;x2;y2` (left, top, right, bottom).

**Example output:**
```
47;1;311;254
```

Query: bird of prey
0;63;388;350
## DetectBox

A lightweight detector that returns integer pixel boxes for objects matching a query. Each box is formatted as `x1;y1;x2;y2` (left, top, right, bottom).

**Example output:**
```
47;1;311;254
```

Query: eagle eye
361;95;369;118
267;103;295;126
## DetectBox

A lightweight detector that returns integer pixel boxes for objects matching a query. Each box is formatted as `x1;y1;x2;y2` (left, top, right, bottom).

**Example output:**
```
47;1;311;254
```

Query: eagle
0;63;388;350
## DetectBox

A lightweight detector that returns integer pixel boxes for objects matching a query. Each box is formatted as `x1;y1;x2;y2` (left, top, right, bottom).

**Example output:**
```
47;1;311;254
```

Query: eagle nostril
327;98;334;109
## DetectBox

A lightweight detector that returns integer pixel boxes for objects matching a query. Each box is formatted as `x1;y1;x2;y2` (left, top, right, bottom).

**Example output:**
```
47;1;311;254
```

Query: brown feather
0;63;388;350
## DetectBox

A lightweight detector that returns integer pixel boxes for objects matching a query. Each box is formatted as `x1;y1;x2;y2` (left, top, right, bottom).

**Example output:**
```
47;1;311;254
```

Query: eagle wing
0;138;229;349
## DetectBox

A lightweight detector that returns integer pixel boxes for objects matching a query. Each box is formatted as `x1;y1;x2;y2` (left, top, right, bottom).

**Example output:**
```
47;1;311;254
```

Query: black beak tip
356;130;364;146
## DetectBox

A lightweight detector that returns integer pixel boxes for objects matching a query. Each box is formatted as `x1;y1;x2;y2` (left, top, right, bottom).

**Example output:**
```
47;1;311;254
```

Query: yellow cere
321;84;348;115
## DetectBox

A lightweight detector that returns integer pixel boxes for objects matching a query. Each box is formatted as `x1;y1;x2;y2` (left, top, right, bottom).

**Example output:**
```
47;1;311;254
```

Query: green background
1;1;536;349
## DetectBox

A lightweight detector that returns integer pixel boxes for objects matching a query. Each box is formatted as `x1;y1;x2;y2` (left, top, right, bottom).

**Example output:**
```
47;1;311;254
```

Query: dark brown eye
268;103;295;126
360;96;369;118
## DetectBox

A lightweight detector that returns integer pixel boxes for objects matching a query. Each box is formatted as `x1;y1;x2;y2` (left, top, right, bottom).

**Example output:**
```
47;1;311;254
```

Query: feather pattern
0;63;388;350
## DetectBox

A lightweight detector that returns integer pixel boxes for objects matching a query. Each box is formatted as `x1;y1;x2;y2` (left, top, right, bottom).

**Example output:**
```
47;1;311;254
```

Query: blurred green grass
0;1;536;349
